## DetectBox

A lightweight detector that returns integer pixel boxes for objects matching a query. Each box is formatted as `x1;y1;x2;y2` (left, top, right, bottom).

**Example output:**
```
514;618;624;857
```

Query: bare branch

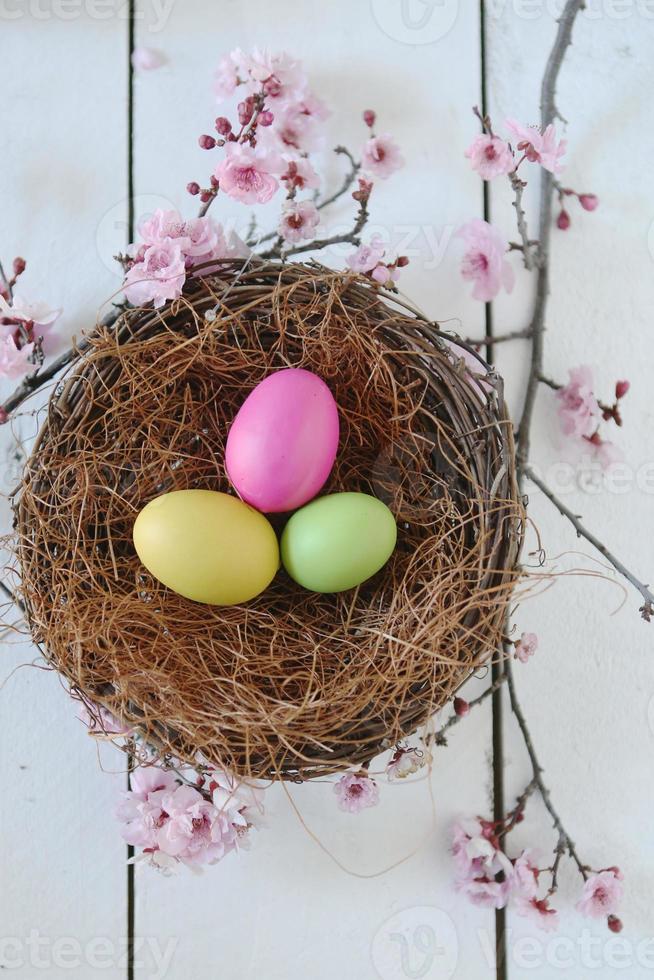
516;0;585;472
524;464;654;616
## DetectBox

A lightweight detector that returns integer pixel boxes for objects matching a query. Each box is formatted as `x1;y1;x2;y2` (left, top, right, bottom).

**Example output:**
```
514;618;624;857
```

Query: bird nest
12;260;523;780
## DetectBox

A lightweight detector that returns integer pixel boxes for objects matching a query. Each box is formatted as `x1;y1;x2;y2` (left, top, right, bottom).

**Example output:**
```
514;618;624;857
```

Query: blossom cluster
465;118;566;181
453;816;624;932
0;257;60;380
556;366;629;469
117;766;264;872
122;210;249;309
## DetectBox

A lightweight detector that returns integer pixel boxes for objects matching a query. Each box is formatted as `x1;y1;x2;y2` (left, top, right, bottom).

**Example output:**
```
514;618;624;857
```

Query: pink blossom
245;48;306;101
210;770;265;837
514;631;538;663
510;849;541;898
0;294;60;330
514;896;560;931
123;240;186;308
263;103;322;154
386;747;428;780
281;158;320;192
278;200;320;243
452;818;513;908
334;772;379;813
131;46;167;72
0;336;34;378
370;263;400;286
214;144;281;205
346;236;386;274
155;784;236;866
116;767;178;849
505;119;566;174
452;817;498;877
182;217;227;265
465;134;515;179
136;208;190;248
457;219;515;302
576;870;623;919
458;871;512;909
361;133;404;179
214;49;245;101
295;90;330;122
556;366;601;439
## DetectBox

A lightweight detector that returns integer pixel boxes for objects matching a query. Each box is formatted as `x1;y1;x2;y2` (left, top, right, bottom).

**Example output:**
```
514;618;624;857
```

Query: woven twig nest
13;260;523;779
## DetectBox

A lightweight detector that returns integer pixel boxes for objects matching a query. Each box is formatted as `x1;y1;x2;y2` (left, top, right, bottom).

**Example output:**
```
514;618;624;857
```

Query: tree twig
510;173;537;270
505;657;589;880
427;671;508;746
464;327;534;347
524;463;654;619
516;0;585;473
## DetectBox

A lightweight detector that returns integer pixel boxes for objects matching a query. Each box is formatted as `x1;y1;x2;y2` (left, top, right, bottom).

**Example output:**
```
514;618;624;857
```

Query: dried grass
12;260;523;779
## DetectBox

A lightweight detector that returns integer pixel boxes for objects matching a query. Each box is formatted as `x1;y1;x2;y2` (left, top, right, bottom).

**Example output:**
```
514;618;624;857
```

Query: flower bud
12;257;26;277
214;116;232;136
556;209;571;230
454;697;470;717
363;109;376;128
238;100;254;125
579;193;599;212
615;380;630;400
258;110;274;127
186;181;200;196
607;915;623;933
199;134;216;150
199;190;212;203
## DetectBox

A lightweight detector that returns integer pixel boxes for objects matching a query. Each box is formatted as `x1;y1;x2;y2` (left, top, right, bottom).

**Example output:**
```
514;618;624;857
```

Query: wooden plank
0;12;129;979
485;8;654;977
132;3;498;977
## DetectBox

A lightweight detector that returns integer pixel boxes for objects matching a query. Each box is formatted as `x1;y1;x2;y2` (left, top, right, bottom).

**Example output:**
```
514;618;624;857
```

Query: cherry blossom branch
524;464;654;620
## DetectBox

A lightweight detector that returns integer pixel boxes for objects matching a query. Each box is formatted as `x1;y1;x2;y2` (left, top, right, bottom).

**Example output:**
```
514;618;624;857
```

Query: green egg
281;492;397;593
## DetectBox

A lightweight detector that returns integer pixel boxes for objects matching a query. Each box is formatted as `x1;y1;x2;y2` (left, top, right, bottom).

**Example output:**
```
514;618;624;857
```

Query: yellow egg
133;489;279;605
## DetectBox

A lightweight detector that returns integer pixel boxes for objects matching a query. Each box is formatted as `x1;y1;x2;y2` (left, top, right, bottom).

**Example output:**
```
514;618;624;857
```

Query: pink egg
225;368;340;513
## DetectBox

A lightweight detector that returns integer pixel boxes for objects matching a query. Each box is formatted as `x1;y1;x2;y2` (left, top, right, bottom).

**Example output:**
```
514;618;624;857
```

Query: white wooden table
1;3;653;978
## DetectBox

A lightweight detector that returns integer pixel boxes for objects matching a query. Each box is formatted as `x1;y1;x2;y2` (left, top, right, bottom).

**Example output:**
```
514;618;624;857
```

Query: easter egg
225;367;339;513
133;489;279;605
280;492;397;593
